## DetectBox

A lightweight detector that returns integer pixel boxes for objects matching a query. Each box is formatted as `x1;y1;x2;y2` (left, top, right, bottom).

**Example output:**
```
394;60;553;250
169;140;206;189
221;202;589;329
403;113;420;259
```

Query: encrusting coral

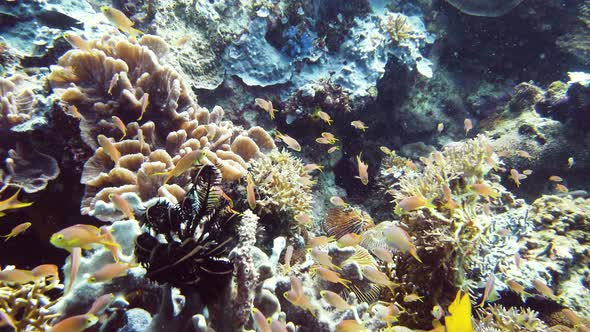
48;33;275;221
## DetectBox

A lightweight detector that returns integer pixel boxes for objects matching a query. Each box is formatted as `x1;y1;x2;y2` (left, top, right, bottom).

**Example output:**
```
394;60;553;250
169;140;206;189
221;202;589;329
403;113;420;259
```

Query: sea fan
135;165;237;293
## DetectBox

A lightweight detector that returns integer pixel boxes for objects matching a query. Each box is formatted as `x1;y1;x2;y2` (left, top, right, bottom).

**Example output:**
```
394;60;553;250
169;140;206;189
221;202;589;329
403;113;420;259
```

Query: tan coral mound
247;149;314;218
0;74;39;128
50;34;275;220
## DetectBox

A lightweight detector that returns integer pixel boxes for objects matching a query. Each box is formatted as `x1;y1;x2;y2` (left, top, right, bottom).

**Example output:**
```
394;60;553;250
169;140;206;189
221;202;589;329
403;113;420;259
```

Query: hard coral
0;268;62;331
0;74;40;129
476;305;548;331
247;149;314;219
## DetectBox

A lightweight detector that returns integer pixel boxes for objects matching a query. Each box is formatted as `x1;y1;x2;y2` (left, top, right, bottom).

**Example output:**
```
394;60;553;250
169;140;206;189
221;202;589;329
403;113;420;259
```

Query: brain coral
49;34;275;221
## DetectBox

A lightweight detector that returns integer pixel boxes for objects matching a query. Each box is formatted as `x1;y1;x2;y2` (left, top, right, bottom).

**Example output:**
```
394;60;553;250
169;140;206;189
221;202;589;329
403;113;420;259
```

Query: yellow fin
445;291;473;332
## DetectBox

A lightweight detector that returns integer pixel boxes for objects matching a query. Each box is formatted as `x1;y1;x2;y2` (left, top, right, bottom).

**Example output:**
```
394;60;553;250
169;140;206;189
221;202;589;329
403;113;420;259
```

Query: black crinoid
134;165;238;298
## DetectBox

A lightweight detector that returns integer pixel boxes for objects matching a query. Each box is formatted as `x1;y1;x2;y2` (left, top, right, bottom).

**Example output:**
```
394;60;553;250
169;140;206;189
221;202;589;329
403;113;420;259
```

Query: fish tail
151;171;173;184
127;27;144;37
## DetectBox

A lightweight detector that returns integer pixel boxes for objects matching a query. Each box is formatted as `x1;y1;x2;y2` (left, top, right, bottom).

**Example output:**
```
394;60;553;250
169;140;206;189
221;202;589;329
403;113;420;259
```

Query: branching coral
476;305;548;331
247;149;314;219
0;267;62;331
380;13;415;43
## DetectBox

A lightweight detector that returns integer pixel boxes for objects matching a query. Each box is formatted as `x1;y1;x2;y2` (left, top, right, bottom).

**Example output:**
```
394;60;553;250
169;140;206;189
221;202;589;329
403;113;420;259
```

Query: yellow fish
97;135;121;166
445;291;473;332
355;153;369;185
0;189;33;217
87;262;131;283
276;131;301;152
50;224;120;251
109;193;135;220
100;6;143;37
246;174;256;210
63;32;92;50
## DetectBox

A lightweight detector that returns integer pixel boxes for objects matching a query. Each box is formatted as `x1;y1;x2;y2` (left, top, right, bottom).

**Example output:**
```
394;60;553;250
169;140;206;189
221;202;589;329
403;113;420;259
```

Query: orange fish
109;193;135;220
316;266;351;288
0;222;32;241
515;150;532;159
397;195;435;212
310;248;340;270
509;169;526;187
548;175;563;182
470;183;499;199
303;163;323;173
111;116;126;141
152;150;206;184
555;183;568;193
506;279;529;295
255;98;277;120
246;174;256;210
308;236;334;247
276;131;301;152
356;153;369;185
107;73;119;95
532;279;555;299
87;262;131;283
97;135;121;166
137;93;149;120
251;307;271;332
294;212;311;225
464;118;473;135
320;290;350;310
174;35;191;47
283;245;293;273
337;233;363;247
327;146;340;154
329;196;347;207
361;265;398;295
47;313;98;332
87;293;115;315
382;224;422;263
351;120;368;131
63;32;92;50
316;110;333;125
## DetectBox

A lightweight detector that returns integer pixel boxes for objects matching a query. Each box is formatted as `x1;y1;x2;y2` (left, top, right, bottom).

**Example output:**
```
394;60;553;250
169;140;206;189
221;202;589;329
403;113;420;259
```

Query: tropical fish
109;193;135;220
99;227;126;263
251;308;272;332
87;262;131;283
316;137;333;145
294;212;311;225
308;236;334;247
380;146;394;155
50;224;120;251
100;6;143;37
321;132;338;143
515;150;532;159
351;120;368;131
283;245;293;273
568;157;574;168
522;169;533;175
63;32;92;50
269;318;288;332
66;247;81;293
303;163;323;173
477;274;496;307
532;279;555;299
255;98;277;120
382;224;422;263
356;153;369;185
88;293;115;315
283;276;316;317
509;169;526;187
327;146;340;154
371;247;394;264
337;233;363;247
403;293;424;302
65;105;84;120
397;195;435;212
506;279;529;296
47;313;99;332
152;150;206;184
561;308;581;326
316;266;351;288
276;131;301;152
470;183;499;199
442;184;459;212
0;268;37;284
555;183;568;193
444;291;472;332
0;222;31;241
431;305;444;320
137;93;149;120
97;135;121;166
0;189;33;217
107;73;119;95
48;66;79;83
174;35;191;47
336;320;364;332
31;264;59;284
548;175;563;182
316;110;333;125
329;196;347;207
246;174;256;210
464;118;473;135
310;248;341;270
437;122;444;134
361;265;398;295
320;290;350;310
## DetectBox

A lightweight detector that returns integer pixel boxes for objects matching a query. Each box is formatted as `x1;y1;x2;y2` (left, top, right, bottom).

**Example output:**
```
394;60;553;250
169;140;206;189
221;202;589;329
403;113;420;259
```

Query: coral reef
247;149;314;219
